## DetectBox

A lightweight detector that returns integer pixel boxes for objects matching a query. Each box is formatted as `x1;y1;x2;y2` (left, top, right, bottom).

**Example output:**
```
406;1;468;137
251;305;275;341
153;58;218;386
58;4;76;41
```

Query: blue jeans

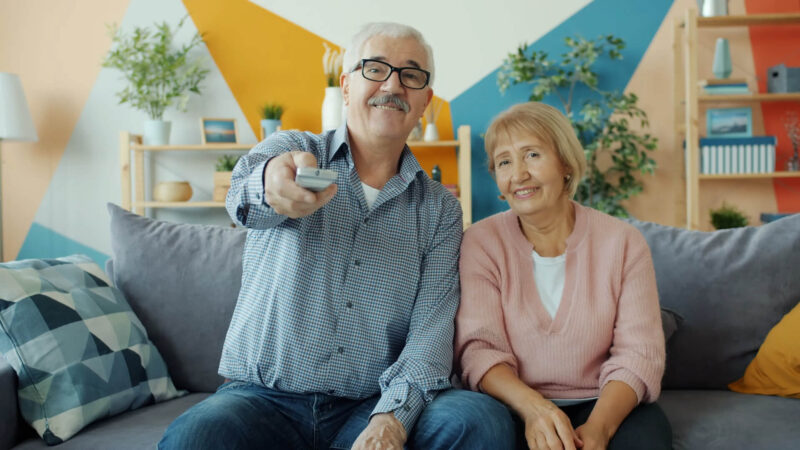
159;381;514;449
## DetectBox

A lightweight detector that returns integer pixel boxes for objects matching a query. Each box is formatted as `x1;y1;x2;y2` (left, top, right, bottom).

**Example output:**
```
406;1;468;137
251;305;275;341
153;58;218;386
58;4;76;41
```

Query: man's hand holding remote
263;151;337;218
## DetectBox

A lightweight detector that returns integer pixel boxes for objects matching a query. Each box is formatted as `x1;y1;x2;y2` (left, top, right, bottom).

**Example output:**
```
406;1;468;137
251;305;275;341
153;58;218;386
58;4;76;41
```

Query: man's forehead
360;35;427;69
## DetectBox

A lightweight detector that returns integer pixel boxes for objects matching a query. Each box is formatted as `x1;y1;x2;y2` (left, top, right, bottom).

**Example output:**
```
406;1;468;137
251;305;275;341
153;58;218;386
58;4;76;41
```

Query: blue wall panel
18;223;109;268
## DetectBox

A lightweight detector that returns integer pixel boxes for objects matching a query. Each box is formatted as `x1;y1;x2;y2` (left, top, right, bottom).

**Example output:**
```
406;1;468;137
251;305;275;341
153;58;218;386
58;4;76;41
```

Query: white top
532;249;566;319
361;183;380;209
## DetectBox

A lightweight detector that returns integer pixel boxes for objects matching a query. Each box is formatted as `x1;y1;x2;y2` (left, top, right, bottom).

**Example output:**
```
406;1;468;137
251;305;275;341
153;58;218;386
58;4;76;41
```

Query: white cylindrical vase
143;120;171;145
321;87;343;132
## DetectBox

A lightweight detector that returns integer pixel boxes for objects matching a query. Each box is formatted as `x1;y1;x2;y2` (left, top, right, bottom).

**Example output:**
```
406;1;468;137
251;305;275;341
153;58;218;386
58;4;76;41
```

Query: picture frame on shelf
706;107;753;138
200;118;238;144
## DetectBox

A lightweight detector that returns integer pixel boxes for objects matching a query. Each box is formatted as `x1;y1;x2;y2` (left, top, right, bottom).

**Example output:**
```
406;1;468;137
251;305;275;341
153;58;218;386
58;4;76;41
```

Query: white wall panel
249;0;591;101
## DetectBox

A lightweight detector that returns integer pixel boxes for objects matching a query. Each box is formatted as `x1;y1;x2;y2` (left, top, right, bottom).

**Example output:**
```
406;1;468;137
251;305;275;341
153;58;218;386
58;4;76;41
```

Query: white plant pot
143;120;171;145
321;87;343;132
261;119;281;140
423;123;439;142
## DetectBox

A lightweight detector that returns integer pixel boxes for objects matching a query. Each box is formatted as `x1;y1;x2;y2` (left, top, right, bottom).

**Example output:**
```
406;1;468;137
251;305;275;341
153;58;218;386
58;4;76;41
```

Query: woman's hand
521;398;582;450
575;421;610;450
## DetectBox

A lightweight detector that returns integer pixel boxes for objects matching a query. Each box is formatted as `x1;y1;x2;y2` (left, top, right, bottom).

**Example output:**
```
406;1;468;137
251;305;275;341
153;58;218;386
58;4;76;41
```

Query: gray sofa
1;204;799;449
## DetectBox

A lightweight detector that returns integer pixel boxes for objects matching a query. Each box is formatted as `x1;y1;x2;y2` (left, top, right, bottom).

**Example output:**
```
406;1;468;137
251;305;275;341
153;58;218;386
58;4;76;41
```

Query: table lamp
0;72;38;261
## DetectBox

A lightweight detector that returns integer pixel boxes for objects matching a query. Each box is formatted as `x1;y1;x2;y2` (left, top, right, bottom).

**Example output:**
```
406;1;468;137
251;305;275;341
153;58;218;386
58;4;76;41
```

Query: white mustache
367;95;410;113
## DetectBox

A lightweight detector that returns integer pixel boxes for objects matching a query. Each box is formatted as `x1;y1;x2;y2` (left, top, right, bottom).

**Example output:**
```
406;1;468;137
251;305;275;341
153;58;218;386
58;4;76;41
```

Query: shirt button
328;389;335;395
363;217;369;224
438;378;446;384
403;405;411;411
337;346;344;354
346;302;353;308
354;259;361;267
255;193;261;200
394;399;401;404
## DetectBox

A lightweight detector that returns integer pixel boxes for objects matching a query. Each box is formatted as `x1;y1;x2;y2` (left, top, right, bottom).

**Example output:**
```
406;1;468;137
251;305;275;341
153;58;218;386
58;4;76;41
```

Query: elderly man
158;22;513;450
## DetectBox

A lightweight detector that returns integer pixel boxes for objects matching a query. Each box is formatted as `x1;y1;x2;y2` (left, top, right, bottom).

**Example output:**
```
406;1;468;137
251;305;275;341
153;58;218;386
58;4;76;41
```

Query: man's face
341;35;433;142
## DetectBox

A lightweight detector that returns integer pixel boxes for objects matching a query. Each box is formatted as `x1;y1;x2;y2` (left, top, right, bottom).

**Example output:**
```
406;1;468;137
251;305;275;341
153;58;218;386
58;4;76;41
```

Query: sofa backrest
626;214;800;389
107;204;247;393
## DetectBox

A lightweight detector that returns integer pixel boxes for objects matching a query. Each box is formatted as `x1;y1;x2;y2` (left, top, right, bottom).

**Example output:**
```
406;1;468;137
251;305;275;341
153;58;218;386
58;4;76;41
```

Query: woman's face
492;130;569;218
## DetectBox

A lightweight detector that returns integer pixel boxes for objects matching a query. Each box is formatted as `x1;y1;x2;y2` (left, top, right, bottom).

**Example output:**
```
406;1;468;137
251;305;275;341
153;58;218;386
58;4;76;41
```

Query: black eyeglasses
354;58;430;90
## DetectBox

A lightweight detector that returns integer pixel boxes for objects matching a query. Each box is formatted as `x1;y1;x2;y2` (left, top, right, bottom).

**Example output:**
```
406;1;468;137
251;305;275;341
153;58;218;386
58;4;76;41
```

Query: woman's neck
518;199;576;257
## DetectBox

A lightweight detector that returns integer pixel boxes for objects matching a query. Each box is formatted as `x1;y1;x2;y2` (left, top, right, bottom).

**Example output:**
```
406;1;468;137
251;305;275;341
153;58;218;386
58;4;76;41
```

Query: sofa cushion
12;393;211;450
728;301;800;398
0;255;184;445
626;215;800;389
659;390;800;450
107;203;246;393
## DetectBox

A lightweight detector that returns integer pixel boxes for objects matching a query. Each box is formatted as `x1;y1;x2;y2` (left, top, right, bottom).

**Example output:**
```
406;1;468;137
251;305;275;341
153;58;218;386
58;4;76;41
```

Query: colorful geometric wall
1;0;798;264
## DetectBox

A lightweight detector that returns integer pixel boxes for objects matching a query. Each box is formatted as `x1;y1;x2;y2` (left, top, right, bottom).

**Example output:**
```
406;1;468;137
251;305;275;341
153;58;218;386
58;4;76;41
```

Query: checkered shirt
219;124;463;432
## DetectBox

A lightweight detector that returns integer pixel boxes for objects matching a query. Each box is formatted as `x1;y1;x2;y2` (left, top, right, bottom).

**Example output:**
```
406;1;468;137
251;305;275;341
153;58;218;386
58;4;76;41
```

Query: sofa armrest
0;356;19;450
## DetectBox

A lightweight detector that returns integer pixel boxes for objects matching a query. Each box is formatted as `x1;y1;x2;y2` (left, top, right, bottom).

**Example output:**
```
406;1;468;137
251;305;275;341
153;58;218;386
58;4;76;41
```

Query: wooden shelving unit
675;10;800;229
120;125;473;228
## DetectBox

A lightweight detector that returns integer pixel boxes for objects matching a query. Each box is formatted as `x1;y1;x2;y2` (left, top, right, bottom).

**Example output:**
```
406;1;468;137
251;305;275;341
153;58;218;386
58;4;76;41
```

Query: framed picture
706;107;753;138
200;118;238;144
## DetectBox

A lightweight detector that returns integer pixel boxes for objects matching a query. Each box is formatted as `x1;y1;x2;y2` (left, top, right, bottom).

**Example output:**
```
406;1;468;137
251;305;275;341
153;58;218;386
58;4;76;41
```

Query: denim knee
413;389;515;449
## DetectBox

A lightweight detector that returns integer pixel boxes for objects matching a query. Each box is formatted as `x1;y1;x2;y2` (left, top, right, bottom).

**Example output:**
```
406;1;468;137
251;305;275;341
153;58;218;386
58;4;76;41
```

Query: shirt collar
329;122;425;184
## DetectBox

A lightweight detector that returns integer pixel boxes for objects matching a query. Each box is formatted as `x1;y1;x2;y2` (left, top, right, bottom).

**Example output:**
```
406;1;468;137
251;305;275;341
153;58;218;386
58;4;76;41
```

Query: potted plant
102;17;209;145
213;154;240;202
321;42;344;131
498;35;657;217
260;103;284;140
710;203;749;229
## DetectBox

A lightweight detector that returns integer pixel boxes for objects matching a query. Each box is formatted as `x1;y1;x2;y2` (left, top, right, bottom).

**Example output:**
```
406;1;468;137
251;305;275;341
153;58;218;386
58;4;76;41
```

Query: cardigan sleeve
454;227;519;391
599;229;666;403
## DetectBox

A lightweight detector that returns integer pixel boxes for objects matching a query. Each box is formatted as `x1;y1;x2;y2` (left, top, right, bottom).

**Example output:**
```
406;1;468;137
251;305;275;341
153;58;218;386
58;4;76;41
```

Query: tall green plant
102;17;209;120
498;35;657;217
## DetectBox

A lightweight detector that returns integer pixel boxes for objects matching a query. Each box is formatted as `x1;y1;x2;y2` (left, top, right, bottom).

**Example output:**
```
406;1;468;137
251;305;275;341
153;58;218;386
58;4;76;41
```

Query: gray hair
343;22;435;87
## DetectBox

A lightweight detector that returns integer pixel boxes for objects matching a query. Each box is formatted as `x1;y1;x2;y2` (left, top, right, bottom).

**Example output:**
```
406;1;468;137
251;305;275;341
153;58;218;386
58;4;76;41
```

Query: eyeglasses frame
354;58;431;90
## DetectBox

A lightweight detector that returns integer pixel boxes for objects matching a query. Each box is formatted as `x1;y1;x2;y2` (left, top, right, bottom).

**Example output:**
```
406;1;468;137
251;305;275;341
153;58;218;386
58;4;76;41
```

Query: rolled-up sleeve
599;232;665;403
371;196;462;432
454;228;519;392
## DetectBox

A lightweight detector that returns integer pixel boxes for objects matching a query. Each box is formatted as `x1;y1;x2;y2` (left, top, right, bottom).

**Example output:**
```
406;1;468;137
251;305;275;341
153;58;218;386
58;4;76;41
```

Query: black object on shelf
431;165;441;182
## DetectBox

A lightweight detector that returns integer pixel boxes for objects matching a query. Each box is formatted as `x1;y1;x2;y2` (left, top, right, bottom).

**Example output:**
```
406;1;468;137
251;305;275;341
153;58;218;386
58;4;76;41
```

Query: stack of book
699;136;776;174
699;78;750;95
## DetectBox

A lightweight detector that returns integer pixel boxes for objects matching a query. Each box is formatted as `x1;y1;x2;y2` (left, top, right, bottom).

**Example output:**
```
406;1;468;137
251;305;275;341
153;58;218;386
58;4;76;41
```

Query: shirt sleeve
370;195;463;433
454;226;519;392
599;230;666;403
225;132;312;229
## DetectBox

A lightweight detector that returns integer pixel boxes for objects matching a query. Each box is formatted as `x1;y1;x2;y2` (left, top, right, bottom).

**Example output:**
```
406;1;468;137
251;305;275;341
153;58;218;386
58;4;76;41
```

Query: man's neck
348;129;406;190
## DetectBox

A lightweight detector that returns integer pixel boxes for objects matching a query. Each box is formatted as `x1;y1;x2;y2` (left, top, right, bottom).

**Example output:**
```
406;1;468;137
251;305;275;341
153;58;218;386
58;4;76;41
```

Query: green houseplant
102;17;209;145
498;35;657;217
260;103;284;140
213;155;240;202
710;203;749;229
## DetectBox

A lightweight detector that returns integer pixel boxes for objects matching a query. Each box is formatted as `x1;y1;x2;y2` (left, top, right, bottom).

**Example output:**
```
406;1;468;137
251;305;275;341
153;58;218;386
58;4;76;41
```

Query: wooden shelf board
699;93;800;102
133;144;253;151
407;140;459;147
699;171;800;180
134;201;226;208
697;13;800;27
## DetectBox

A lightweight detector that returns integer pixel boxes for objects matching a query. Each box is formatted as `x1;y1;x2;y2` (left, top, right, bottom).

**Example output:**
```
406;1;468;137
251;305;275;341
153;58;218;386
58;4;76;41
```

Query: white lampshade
0;72;38;142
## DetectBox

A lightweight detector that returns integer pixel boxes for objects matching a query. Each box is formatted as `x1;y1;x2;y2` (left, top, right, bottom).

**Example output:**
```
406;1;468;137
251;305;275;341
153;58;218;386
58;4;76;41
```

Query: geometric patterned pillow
0;255;185;445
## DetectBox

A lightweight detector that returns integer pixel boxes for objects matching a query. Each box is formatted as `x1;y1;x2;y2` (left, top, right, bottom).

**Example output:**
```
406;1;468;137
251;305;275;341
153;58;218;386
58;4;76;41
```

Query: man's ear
340;73;350;106
424;88;433;109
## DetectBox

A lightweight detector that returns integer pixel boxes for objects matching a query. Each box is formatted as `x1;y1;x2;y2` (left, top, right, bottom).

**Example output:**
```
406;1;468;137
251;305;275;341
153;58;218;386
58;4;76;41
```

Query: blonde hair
484;102;586;198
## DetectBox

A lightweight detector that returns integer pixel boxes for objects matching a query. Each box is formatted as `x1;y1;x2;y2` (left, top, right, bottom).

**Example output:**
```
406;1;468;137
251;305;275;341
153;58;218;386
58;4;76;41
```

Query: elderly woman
455;102;671;450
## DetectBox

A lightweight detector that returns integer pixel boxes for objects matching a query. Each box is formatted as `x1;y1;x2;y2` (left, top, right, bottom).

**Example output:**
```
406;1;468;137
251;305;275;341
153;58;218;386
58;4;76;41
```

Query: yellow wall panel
0;0;129;260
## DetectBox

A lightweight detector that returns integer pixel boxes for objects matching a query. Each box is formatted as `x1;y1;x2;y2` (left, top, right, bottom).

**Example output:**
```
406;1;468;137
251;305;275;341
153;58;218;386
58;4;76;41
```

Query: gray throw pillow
107;204;247;393
661;307;682;343
626;215;800;389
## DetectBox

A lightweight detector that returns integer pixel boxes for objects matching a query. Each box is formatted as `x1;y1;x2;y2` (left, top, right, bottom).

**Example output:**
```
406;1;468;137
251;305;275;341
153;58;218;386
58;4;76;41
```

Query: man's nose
380;70;404;92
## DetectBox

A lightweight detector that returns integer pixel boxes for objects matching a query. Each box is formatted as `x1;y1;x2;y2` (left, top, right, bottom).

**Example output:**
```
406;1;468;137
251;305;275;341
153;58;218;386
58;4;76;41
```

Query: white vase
321;87;343;132
143;119;171;145
701;0;727;17
423;123;439;142
260;119;281;140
